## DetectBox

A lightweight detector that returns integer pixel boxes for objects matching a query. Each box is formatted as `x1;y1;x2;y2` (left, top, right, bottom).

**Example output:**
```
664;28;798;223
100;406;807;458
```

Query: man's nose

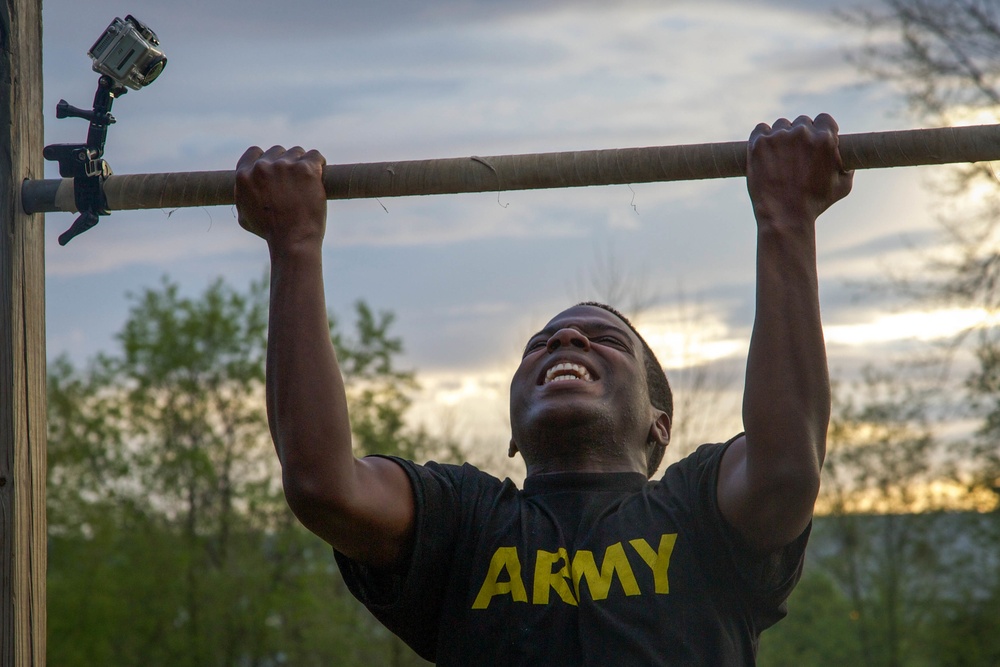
547;328;591;352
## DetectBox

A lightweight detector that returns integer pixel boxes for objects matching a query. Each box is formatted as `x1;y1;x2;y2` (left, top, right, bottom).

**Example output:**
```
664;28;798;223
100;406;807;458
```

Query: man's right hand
235;145;328;250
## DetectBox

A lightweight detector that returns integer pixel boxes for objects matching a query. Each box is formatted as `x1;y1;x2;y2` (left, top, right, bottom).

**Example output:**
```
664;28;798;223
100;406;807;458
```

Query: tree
800;368;1000;667
334;301;461;466
834;12;1000;662
47;275;437;666
756;567;863;667
919;586;1000;666
844;0;1000;510
814;370;946;667
847;1;1000;123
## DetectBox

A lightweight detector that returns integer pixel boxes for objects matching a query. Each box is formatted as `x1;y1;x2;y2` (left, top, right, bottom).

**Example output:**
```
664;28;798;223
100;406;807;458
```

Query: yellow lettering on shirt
472;534;677;609
571;542;641;601
472;546;528;609
629;534;678;594
533;548;577;605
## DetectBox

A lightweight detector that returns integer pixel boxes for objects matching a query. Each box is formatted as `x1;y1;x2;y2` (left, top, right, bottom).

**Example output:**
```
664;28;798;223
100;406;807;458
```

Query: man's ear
648;410;671;448
508;439;519;459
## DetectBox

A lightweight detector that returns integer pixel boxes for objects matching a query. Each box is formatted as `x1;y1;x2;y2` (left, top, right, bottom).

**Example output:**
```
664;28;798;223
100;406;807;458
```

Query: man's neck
522;444;648;478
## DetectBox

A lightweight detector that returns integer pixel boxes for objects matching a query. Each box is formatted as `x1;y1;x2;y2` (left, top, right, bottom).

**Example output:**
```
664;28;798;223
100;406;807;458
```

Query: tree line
47;276;437;665
761;3;1000;664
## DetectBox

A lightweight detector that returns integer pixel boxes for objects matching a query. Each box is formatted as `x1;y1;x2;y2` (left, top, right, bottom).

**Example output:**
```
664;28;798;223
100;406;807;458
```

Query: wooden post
0;0;47;665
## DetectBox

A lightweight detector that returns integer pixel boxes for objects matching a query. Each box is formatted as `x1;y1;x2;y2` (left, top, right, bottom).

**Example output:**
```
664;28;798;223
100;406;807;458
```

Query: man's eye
524;339;546;354
596;336;627;349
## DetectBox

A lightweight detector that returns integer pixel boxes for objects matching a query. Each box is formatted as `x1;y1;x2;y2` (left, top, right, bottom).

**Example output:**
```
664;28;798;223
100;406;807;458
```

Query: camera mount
44;15;165;245
43;75;124;245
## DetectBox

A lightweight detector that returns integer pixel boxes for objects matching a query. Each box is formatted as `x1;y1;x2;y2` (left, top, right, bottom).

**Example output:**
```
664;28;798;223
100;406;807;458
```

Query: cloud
39;0;946;429
825;307;993;346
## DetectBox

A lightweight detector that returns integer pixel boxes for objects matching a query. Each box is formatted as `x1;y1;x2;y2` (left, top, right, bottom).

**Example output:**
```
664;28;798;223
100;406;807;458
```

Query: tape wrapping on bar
21;124;1000;214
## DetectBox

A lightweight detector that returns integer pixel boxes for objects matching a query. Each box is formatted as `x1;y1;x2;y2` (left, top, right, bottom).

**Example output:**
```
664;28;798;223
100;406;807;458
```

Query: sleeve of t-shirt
332;456;497;662
668;436;811;632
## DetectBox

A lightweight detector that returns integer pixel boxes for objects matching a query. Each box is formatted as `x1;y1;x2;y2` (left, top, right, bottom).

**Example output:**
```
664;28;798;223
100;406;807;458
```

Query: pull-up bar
21;123;1000;215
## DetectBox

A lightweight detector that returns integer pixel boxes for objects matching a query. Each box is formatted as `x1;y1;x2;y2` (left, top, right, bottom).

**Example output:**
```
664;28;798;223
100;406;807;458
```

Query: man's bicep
716;434;816;553
291;455;417;569
716;435;752;538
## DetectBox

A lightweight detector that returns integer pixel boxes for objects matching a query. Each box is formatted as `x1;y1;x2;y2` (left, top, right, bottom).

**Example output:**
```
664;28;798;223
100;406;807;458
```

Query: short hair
577;302;673;477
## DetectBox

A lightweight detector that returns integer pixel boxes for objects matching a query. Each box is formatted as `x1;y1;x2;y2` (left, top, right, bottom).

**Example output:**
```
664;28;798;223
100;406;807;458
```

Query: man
234;114;853;665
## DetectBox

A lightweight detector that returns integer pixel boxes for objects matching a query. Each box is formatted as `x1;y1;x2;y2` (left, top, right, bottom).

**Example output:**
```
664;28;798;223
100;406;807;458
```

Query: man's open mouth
543;362;594;385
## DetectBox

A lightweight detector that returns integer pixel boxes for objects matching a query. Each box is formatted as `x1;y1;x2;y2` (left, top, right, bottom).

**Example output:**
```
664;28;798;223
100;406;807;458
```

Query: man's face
509;305;657;468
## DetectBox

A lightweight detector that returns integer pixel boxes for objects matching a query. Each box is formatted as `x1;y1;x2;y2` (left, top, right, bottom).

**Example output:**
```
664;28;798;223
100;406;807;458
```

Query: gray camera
88;15;166;91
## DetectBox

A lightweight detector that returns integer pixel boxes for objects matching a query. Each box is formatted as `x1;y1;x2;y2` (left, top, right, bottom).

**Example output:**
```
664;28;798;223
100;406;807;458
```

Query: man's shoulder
663;435;741;473
376;455;511;498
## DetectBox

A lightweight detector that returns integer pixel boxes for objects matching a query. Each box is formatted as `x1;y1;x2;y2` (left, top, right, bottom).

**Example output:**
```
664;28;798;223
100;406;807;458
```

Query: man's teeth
544;362;593;384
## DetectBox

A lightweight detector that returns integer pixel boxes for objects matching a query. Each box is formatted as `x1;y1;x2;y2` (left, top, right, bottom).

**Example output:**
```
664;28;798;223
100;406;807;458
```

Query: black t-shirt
335;437;810;666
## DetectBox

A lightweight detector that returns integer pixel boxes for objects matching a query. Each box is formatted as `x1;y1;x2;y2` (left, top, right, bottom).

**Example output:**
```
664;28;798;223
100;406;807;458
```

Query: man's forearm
266;245;356;504
711;116;849;551
723;219;830;552
236;146;416;566
743;222;830;479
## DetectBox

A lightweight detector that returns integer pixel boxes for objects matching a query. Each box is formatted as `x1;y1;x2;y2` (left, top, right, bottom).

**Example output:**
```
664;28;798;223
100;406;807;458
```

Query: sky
38;0;984;473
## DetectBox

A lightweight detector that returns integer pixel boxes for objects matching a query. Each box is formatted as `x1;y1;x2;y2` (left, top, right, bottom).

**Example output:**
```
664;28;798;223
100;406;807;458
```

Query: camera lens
141;55;167;85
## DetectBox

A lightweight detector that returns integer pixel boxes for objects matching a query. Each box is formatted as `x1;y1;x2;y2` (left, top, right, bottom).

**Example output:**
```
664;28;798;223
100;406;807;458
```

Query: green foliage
47;275;435;666
962;331;1000;506
757;567;863;667
799;370;1000;667
816;374;946;667
918;593;1000;667
333;302;460;464
823;368;938;514
761;512;1000;667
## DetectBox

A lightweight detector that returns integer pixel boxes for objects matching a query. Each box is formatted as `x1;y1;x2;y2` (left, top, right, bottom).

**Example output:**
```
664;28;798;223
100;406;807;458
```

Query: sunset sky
39;0;991;472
